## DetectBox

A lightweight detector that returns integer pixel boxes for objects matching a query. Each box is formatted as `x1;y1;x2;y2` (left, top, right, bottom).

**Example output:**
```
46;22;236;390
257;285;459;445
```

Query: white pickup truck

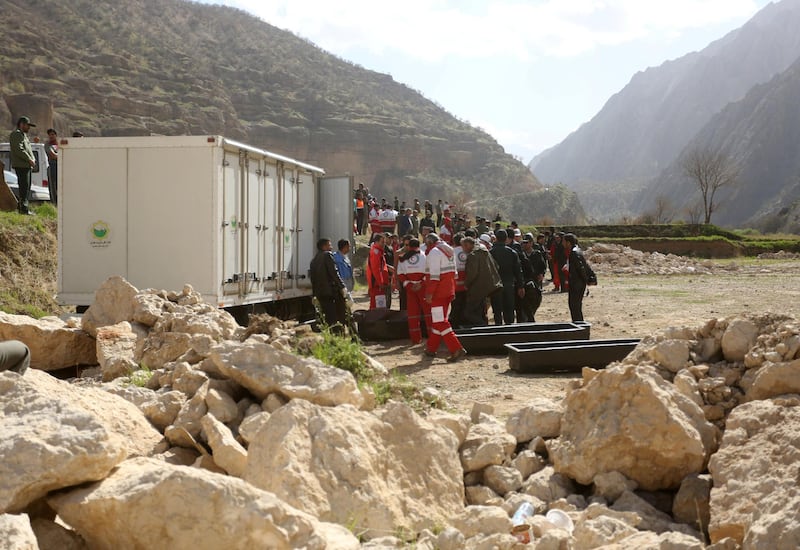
0;141;52;201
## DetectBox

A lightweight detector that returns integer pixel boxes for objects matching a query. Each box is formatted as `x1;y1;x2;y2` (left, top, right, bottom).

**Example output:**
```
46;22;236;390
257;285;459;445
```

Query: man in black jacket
564;233;590;322
490;229;524;325
517;235;547;322
309;238;347;332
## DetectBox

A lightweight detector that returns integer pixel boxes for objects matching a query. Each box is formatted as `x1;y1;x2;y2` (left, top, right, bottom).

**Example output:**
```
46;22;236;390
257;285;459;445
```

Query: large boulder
48;457;359;549
81;276;139;338
245;400;464;538
720;318;758;362
0;312;96;370
550;364;717;491
708;395;800;547
0;372;127;513
23;370;163;458
210;341;364;408
744;358;800;401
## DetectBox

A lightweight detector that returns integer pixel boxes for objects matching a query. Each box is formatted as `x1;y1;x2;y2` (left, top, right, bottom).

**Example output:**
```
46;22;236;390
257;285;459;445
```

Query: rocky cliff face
0;0;540;209
528;0;800;225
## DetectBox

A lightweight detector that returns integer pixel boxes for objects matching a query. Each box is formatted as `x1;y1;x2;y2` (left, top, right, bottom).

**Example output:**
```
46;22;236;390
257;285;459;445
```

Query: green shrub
310;327;372;382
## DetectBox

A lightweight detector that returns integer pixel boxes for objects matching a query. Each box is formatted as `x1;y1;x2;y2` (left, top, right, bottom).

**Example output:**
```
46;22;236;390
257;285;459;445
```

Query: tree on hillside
681;148;740;224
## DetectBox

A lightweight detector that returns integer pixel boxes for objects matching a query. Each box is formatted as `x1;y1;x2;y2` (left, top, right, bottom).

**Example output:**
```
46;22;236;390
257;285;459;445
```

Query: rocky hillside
0;0;553;215
528;0;800;225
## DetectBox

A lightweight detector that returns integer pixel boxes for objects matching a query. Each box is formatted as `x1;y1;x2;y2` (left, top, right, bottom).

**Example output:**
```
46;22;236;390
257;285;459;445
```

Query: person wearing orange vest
423;233;467;362
366;234;390;309
397;238;428;344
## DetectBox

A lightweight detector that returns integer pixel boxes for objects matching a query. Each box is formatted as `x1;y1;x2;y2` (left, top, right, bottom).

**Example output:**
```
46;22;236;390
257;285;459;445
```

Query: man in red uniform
423;233;467;362
367;234;389;309
397;238;427;344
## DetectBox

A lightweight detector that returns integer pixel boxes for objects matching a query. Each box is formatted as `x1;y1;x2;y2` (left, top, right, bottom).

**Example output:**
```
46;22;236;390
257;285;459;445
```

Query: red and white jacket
397;249;427;292
425;242;456;301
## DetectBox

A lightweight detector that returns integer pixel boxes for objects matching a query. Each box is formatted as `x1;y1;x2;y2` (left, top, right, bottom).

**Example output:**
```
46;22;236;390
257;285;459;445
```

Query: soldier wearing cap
9;116;37;215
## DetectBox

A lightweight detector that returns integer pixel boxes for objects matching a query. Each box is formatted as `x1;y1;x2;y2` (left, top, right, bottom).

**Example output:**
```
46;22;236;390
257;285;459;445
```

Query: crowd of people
309;185;597;360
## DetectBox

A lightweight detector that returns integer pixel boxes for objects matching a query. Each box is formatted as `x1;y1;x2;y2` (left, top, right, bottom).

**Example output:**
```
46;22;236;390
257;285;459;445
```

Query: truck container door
243;151;260;295
318;175;355;255
295;171;316;289
221;149;242;296
259;159;279;292
281;166;297;290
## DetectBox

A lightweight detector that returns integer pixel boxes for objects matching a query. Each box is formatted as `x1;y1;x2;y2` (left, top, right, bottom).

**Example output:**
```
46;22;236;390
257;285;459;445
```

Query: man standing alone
309;238;347;331
45;128;58;205
9;116;37;215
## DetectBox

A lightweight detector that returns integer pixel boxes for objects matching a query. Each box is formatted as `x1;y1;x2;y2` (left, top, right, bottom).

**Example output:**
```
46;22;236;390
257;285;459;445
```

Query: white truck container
58;135;352;319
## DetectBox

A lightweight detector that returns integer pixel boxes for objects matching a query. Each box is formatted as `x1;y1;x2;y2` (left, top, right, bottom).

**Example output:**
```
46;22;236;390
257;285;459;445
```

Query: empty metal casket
454;322;591;355
505;338;640;374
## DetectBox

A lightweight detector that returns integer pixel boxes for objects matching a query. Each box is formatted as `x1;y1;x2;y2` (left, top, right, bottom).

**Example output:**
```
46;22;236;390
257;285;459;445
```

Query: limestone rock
245;400;463;538
205;388;239;423
573;515;638;549
604;530;704;549
96;321;140;381
592;471;638;503
200;414;248;477
131;292;168;327
211;341;364;407
450;505;512;539
534;528;573;550
0;312;96;370
140;332;193;370
48;457;359;549
551;364;717;490
674;369;704;407
459;421;516;473
0;372;126;513
708;396;800;546
139;390;186;431
29;518;87;550
470;402;495;423
262;392;289;413
238;411;271;445
465;485;499;506
522;466;575;504
172;362;210;396
673;474;712;531
81;276;138;338
505;397;563;442
721;318;758;362
165;381;209;447
611;490;686;534
17;370;161;457
649;339;691;373
512;450;547;479
482;465;523;496
745;359;800;401
0;513;38;550
426;409;471;446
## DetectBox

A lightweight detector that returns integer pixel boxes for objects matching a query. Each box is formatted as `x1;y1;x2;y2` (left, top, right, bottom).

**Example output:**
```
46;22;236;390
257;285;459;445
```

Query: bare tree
652;195;674;224
681;148;740;224
683;202;704;225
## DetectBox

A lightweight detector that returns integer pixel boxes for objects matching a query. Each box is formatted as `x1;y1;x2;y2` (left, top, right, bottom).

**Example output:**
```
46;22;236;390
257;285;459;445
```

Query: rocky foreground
1;276;799;549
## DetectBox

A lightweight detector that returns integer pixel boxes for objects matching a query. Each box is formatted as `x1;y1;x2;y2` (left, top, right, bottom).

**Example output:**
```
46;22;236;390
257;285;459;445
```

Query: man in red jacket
367;234;389;309
423;233;467;362
397;238;427;344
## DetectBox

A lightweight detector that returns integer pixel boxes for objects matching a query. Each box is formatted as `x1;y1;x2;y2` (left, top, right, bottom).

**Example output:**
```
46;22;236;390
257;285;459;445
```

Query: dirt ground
355;259;800;418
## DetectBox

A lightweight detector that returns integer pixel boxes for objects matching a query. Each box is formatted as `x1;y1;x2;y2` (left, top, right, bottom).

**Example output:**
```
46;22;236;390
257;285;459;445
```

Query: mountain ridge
0;0;588;222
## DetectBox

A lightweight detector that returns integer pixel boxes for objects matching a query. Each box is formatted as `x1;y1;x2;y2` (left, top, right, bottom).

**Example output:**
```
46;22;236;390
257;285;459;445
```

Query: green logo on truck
89;221;111;248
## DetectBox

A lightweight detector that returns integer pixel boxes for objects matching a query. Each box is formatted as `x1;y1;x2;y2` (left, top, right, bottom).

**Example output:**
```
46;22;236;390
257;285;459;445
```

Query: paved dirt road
357;259;800;418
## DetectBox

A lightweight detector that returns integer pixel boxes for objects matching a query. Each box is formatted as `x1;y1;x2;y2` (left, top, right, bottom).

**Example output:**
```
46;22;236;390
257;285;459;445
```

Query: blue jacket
333;251;354;291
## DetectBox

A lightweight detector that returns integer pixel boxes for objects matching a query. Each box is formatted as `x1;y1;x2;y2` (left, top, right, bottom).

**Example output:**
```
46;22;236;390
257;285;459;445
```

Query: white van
0;142;51;201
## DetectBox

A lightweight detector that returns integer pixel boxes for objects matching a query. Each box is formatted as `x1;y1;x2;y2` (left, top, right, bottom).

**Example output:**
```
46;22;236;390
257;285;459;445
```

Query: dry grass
0;205;65;318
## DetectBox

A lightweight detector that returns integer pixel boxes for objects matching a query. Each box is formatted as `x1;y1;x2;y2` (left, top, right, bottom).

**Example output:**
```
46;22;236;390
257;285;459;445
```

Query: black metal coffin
352;309;411;341
454;322;591;355
505;338;641;373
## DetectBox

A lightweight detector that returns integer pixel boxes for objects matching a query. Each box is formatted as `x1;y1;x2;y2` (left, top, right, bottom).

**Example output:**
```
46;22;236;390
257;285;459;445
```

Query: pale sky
197;0;773;162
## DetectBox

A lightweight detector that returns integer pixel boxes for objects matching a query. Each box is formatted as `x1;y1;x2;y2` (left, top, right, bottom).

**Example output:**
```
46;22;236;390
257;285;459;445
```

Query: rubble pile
756;250;800;260
585;243;727;276
2;276;799;549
